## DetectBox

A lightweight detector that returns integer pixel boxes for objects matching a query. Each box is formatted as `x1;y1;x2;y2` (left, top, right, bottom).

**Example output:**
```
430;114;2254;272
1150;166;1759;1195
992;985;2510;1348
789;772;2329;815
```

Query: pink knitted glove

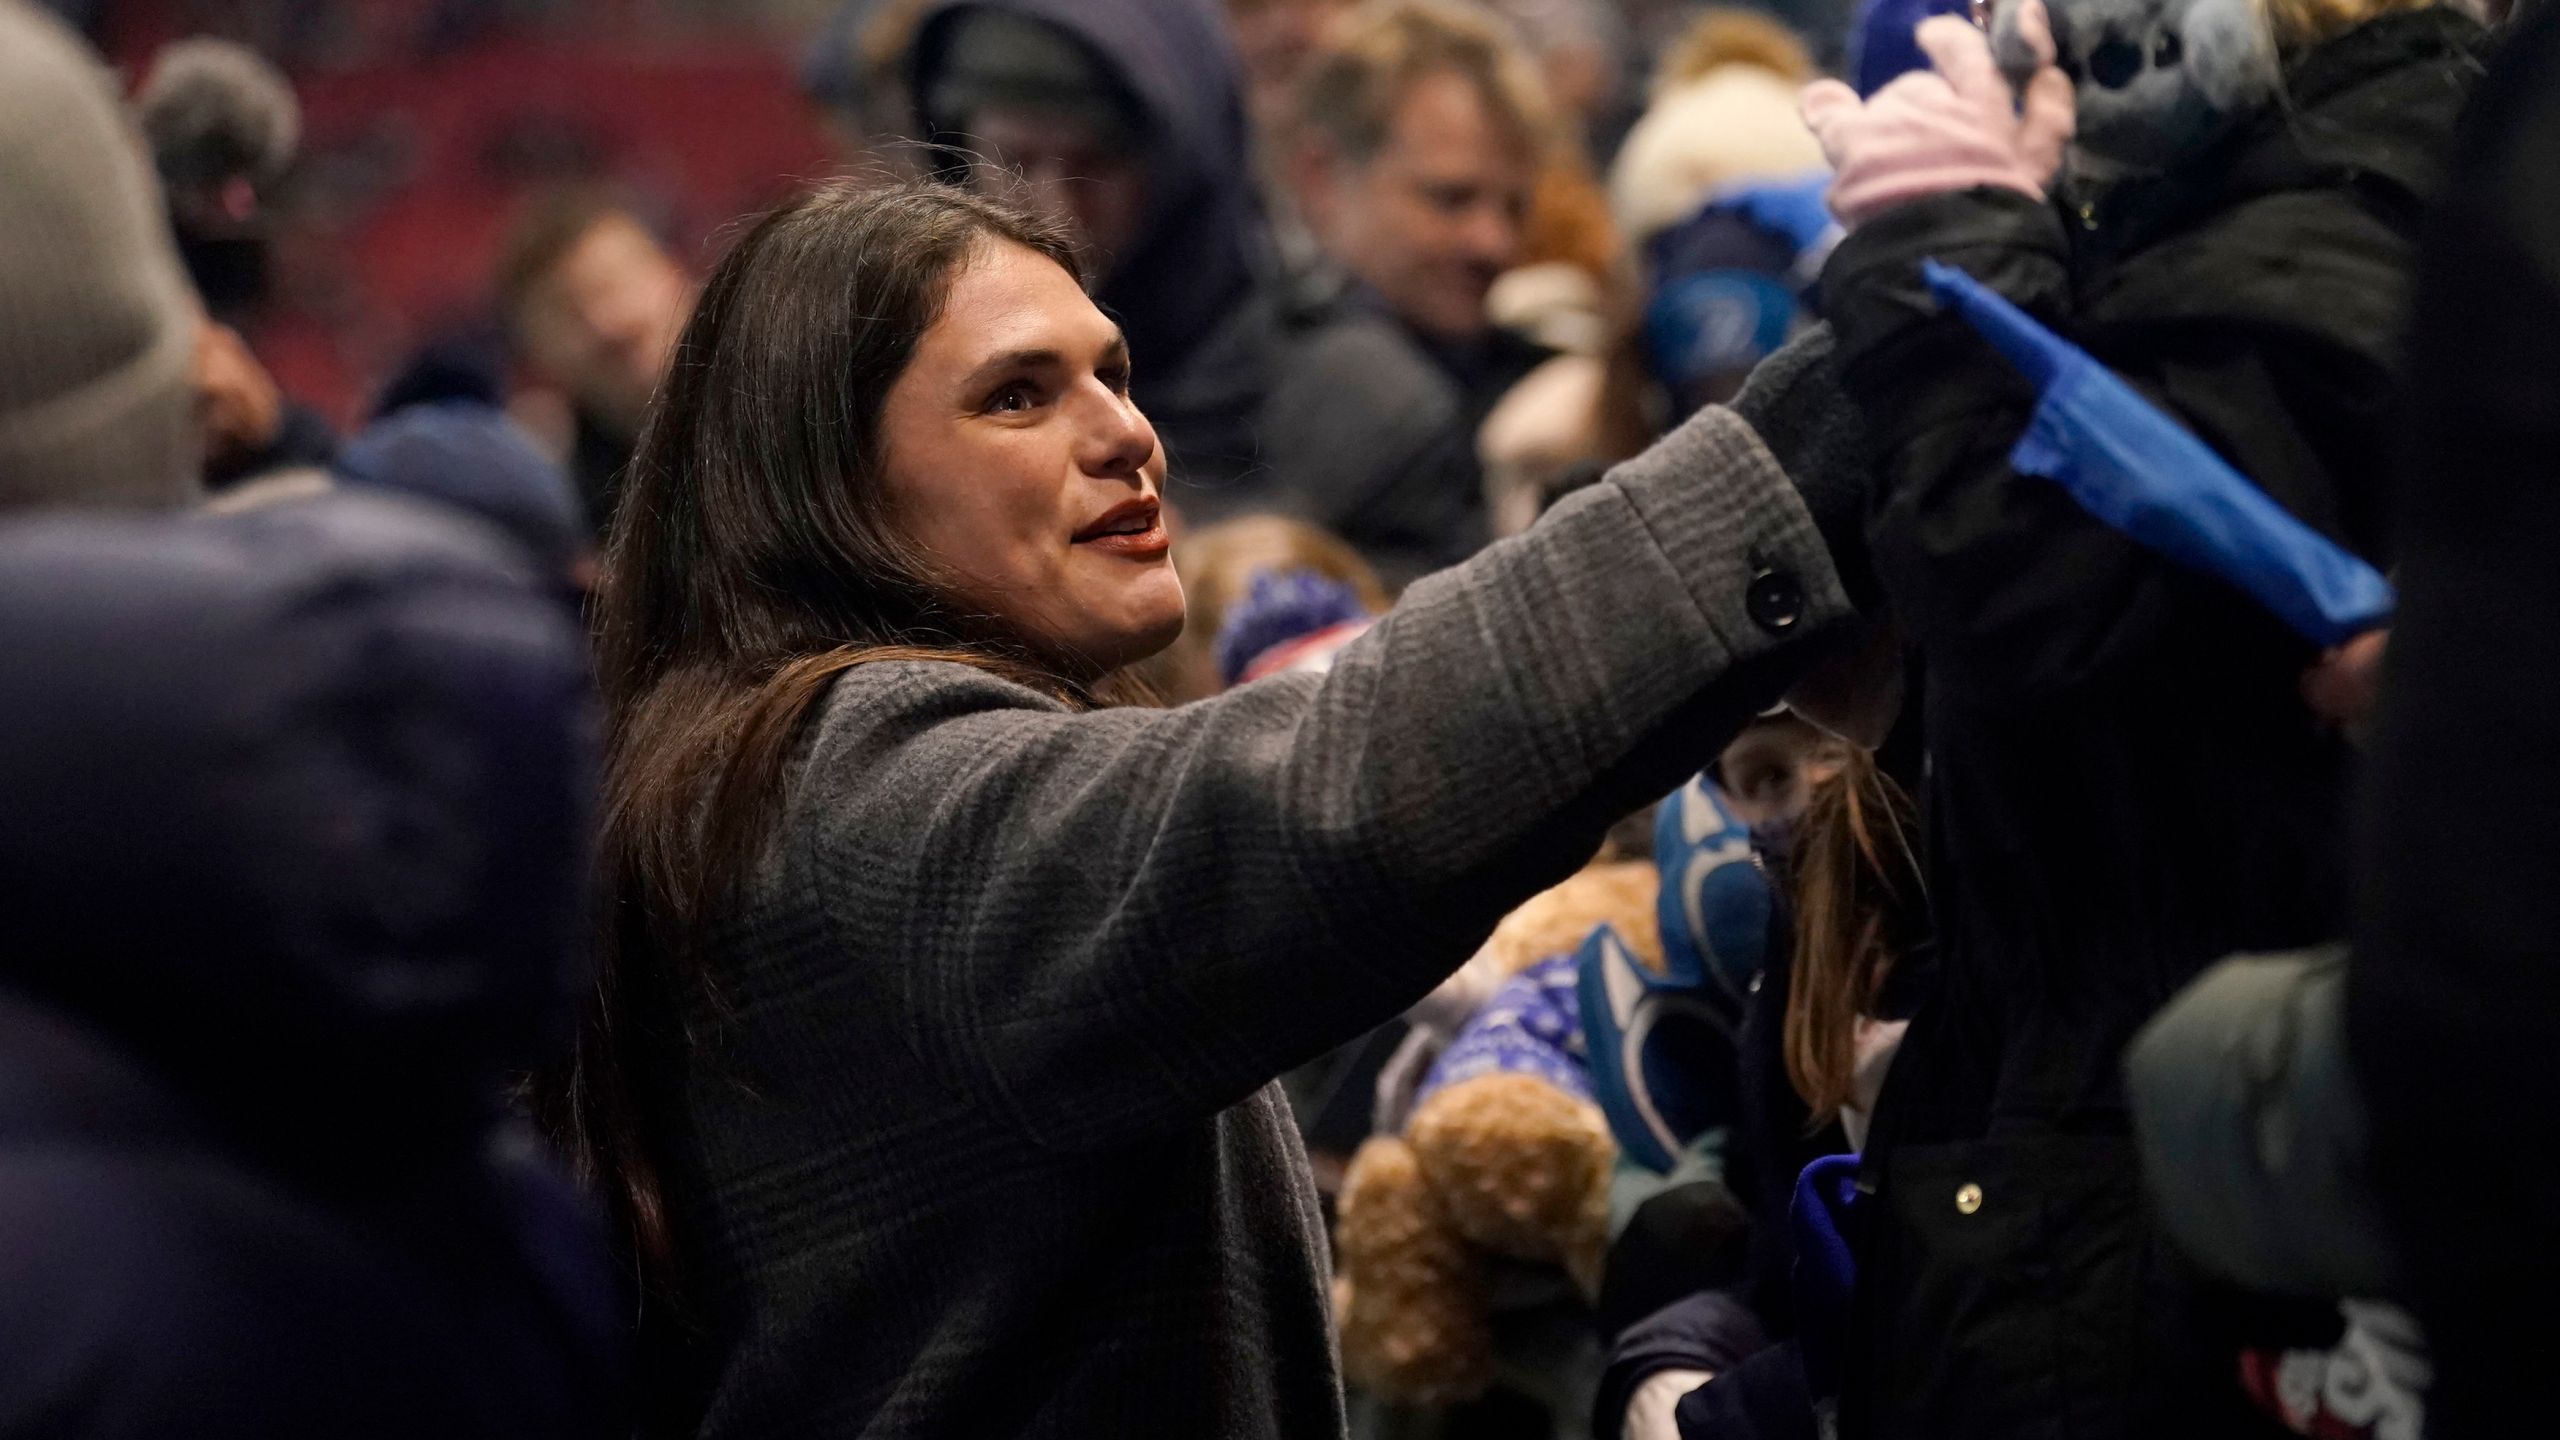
1799;0;2075;228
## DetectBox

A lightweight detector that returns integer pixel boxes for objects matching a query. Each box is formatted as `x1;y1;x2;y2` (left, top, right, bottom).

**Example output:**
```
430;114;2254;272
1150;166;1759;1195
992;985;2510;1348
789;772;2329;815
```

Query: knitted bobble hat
1212;569;1375;689
1607;12;1826;246
0;1;204;514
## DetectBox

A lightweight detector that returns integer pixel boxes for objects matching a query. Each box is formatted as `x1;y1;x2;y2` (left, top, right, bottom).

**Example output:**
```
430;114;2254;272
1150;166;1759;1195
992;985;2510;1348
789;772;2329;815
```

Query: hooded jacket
908;0;1281;501
0;494;619;1438
1813;9;2484;1438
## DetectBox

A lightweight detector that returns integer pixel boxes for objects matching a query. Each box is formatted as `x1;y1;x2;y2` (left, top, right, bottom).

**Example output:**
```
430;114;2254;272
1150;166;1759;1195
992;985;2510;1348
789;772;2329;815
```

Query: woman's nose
1076;382;1158;479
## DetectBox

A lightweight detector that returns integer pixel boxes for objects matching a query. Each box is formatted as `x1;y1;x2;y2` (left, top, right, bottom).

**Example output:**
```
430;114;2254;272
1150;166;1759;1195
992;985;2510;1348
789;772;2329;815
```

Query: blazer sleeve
792;405;1852;1149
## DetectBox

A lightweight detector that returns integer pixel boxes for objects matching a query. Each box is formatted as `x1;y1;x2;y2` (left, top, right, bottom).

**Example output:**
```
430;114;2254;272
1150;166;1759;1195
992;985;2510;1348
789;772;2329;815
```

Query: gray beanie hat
0;1;202;513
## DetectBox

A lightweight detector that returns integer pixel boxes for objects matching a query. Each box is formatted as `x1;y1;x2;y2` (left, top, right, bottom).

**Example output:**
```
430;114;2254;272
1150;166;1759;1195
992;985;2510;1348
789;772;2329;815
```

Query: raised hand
1799;0;2076;228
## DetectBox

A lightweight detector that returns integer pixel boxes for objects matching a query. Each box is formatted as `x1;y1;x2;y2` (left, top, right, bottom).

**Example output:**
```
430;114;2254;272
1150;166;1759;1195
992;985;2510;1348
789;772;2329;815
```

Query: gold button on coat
1955;1183;1984;1216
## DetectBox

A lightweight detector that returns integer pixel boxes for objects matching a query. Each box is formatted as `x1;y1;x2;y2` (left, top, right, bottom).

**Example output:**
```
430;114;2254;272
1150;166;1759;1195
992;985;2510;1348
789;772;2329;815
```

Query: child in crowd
1594;729;1930;1440
1142;514;1391;703
1481;9;1833;538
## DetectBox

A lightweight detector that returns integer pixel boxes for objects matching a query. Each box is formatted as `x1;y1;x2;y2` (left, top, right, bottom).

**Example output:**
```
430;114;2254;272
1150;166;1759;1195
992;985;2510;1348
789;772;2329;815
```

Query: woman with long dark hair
546;177;1861;1438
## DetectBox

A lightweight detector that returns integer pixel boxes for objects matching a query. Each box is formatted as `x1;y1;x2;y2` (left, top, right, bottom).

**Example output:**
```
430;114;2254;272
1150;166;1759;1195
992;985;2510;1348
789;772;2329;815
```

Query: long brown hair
533;179;1085;1294
1781;748;1926;1122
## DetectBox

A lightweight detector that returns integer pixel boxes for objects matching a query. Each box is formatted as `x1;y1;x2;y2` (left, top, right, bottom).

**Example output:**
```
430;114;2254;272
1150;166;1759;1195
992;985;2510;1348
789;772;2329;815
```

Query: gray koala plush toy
1992;0;2278;171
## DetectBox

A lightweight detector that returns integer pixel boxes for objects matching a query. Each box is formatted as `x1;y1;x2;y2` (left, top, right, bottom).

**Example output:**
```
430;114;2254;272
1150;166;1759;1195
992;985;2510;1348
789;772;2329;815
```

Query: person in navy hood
0;492;622;1438
908;0;1281;505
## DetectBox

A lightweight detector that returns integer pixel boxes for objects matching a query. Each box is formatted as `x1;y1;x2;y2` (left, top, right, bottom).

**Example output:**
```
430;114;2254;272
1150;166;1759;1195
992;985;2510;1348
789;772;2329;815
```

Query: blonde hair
1651;8;1815;96
1606;9;1825;245
1293;0;1557;164
1477;859;1662;982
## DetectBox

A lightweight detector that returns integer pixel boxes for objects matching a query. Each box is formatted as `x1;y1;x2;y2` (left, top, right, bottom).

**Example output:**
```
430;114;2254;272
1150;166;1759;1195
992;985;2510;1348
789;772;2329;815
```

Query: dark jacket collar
1298;270;1552;402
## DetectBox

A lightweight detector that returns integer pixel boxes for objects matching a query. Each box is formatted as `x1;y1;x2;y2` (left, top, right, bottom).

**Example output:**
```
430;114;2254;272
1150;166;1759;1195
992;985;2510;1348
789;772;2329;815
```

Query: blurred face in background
1229;0;1353;137
517;213;691;439
1718;714;1855;831
877;240;1182;678
966;107;1150;271
1297;67;1535;342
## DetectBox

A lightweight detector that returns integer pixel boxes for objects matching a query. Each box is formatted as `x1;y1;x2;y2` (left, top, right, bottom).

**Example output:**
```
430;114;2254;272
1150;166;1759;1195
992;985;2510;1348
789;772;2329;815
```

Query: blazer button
1955;1183;1984;1216
1746;568;1805;634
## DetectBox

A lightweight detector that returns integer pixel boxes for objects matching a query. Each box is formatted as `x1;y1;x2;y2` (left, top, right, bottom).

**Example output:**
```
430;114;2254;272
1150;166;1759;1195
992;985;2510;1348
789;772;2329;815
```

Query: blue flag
1921;259;2392;647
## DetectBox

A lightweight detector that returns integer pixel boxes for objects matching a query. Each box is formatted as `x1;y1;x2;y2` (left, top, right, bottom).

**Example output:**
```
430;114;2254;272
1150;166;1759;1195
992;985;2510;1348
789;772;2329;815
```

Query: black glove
1728;324;1881;611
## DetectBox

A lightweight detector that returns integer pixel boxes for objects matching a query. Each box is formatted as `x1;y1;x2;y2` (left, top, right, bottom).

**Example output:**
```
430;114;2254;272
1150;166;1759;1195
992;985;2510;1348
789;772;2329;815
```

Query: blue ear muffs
1657;773;1775;1010
1578;922;1744;1172
1578;774;1772;1172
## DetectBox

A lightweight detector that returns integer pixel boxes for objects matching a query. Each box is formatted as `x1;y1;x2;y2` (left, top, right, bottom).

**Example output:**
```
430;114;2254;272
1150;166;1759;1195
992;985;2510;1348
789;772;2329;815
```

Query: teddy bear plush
1331;860;1662;1406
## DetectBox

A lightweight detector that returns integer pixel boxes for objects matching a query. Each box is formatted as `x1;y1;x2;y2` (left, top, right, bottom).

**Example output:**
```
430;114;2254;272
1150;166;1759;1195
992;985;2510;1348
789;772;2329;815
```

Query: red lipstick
1073;497;1169;559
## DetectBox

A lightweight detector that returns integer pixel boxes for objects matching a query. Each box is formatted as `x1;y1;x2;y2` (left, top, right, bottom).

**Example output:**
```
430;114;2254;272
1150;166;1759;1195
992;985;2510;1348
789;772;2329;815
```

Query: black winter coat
1255;285;1551;586
1819;11;2484;1439
0;994;618;1440
2351;7;2560;1439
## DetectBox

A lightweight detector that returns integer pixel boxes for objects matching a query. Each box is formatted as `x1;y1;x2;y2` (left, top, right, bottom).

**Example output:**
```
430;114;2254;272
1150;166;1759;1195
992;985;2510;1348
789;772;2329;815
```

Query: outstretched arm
798;406;1855;1148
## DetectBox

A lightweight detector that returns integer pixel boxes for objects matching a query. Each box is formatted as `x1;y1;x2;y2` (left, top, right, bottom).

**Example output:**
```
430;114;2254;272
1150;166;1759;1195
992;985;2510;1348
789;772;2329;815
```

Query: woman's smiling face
877;240;1184;679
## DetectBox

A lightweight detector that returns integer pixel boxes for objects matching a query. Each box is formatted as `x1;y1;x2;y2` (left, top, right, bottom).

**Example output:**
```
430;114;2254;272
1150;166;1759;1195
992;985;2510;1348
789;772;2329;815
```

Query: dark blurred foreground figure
0;17;619;1431
1794;0;2486;1432
2353;5;2560;1436
0;494;623;1438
